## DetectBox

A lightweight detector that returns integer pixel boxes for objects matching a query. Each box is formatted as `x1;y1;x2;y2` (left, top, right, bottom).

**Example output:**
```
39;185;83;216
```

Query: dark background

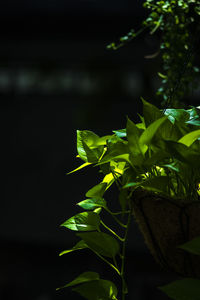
1;1;199;300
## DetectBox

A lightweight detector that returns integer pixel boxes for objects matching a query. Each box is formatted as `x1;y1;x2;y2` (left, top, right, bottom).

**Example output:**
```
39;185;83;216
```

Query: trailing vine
107;0;200;107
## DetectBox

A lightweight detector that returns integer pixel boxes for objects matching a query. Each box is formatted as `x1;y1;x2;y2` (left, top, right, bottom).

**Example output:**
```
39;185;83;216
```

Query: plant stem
93;250;121;276
100;220;124;242
106;208;127;228
120;206;132;300
109;210;131;216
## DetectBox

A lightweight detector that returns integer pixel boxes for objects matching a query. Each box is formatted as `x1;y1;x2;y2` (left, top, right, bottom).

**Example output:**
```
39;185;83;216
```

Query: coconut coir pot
132;189;200;278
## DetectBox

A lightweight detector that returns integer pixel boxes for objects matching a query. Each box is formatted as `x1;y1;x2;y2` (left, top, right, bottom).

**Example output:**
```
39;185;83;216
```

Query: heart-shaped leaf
77;198;107;210
73;279;118;300
159;278;200;300
59;240;88;256
57;271;100;290
77;231;120;258
61;212;100;231
86;183;107;198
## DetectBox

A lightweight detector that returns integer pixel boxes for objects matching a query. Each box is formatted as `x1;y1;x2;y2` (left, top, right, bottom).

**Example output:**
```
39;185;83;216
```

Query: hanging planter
132;188;200;278
58;100;200;299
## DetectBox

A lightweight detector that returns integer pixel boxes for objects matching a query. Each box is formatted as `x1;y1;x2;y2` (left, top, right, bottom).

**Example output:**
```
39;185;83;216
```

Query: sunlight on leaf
72;279;118;300
56;271;100;290
178;129;200;147
59;240;88;256
61;212;100;231
139;116;168;150
77;198;107;210
67;162;92;174
86;183;107;198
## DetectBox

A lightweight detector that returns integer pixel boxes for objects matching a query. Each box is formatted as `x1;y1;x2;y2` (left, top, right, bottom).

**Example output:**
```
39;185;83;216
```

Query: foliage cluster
57;100;200;299
108;0;200;106
57;1;200;299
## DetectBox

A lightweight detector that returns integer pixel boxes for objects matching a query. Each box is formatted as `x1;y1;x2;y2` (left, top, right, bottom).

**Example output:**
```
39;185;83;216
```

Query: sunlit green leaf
73;279;118;300
186;107;200;126
178;129;200;147
67;162;92;174
178;236;200;255
113;129;127;138
77;232;120;258
123;181;140;189
93;207;102;214
86;183;107;198
77;130;104;163
126;117;142;155
159;278;200;300
59;240;88;256
100;141;129;164
61;212;100;231
139;116;168;149
77;198;107;210
164;108;190;124
162;163;180;172
57;271;100;290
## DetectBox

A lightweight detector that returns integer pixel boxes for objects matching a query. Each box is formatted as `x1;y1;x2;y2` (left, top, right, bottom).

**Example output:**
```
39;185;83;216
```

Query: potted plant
57;1;200;299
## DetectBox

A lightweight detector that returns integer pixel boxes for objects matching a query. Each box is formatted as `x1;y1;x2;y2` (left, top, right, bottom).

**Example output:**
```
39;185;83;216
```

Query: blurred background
1;1;199;300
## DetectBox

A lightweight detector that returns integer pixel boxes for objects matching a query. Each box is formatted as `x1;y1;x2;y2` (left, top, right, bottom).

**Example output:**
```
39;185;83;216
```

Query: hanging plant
57;99;200;299
108;0;200;107
57;1;200;299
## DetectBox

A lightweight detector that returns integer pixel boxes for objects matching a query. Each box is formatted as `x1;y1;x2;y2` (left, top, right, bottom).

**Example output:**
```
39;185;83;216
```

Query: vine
107;0;200;107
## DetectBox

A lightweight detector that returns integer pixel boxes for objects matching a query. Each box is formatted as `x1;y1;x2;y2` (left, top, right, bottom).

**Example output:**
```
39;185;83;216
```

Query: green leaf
100;141;129;164
140;176;169;193
95;135;113;146
129;152;145;167
77;232;120;258
163;140;200;167
67;162;92;174
162;163;180;172
164;108;190;124
139;116;168;149
77;130;104;163
57;271;100;290
123;182;140;189
126;117;143;155
77;198;107;210
178;129;200;147
59;240;88;256
124;176;170;194
61;212;100;231
86;183;107;198
159;278;200;300
73;279;118;300
93;207;102;214
160;140;189;163
178;236;200;255
113;129;126;138
186;107;200;126
142;98;163;127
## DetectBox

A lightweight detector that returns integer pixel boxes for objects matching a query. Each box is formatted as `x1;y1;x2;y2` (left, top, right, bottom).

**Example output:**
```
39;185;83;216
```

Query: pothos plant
57;99;200;300
57;1;200;299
